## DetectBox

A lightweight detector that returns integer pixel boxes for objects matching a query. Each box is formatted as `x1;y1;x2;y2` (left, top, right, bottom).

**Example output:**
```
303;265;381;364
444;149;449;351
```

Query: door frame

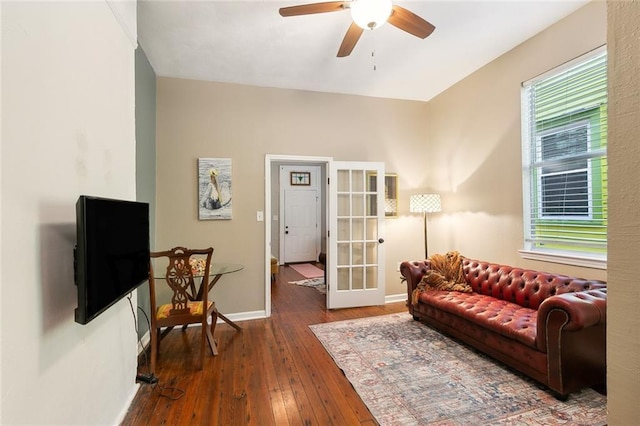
264;154;332;317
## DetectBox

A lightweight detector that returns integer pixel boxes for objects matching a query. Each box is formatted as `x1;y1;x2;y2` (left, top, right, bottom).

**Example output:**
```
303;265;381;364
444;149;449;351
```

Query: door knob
378;238;385;244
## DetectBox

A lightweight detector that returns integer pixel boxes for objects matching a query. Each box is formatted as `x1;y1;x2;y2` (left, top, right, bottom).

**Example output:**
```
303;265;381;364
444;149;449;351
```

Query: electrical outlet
397;262;402;272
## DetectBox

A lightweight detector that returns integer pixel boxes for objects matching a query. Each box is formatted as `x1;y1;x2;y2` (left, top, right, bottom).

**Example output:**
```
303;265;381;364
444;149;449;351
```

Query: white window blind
521;48;607;264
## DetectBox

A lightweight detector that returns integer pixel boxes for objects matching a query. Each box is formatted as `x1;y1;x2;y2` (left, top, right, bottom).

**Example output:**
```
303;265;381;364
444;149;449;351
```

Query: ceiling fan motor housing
351;0;393;30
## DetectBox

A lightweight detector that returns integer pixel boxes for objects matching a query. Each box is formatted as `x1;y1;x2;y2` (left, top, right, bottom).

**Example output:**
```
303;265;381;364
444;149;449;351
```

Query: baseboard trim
221;310;268;323
385;293;407;304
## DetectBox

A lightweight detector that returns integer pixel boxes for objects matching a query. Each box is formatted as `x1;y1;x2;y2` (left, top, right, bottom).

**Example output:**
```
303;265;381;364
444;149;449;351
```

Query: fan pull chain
372;50;377;71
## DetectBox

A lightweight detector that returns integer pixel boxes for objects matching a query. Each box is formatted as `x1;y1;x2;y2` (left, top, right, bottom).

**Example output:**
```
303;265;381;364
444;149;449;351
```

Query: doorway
264;155;387;316
265;155;331;317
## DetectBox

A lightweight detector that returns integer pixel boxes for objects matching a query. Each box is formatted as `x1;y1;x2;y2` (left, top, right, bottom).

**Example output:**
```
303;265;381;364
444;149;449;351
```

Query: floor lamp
410;194;442;259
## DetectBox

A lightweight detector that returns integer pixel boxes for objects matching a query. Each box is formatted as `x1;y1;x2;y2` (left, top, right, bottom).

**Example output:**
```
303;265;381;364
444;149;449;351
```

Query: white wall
1;2;139;424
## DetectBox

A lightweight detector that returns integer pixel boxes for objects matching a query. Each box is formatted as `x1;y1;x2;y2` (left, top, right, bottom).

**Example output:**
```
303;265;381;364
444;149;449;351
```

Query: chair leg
206;308;218;356
198;324;206;370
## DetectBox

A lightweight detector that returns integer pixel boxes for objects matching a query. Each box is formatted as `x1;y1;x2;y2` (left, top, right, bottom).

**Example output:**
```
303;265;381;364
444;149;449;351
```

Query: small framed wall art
290;171;311;186
198;158;232;220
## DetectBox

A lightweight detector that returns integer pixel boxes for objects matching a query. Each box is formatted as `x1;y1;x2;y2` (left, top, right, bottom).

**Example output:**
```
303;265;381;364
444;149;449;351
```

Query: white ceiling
138;0;588;102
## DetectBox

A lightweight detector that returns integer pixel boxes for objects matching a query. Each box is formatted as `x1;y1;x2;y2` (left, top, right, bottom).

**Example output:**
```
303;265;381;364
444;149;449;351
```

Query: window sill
518;249;607;270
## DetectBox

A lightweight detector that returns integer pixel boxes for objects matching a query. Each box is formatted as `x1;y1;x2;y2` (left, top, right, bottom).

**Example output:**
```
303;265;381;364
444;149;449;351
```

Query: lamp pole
423;211;429;259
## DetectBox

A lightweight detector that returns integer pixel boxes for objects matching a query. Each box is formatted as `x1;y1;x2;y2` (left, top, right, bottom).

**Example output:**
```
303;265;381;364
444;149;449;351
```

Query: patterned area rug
310;313;607;426
288;277;326;294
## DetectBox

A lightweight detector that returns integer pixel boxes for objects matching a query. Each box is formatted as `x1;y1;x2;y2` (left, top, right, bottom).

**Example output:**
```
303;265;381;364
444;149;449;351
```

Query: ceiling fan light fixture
350;0;393;31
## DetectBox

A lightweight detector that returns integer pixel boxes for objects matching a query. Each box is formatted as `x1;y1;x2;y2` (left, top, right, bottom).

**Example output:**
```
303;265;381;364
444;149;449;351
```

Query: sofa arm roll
536;289;607;352
400;260;430;290
400;260;431;307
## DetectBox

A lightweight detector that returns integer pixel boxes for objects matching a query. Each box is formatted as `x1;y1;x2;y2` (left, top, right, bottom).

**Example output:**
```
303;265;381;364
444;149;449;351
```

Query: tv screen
75;195;150;325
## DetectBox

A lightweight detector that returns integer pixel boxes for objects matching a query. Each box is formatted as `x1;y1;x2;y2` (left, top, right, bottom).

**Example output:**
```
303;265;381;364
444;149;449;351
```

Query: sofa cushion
417;290;538;348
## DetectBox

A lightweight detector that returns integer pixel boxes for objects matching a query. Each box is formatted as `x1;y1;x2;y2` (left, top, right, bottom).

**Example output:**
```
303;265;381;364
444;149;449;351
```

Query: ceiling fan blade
337;22;364;57
279;1;347;17
388;5;435;39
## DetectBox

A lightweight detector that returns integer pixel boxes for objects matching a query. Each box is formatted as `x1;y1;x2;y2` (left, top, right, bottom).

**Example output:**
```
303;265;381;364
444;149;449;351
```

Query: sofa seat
417;291;538;348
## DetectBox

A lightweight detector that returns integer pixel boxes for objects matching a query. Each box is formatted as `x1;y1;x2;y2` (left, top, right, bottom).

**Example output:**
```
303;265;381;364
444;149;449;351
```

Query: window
521;48;607;267
539;122;590;218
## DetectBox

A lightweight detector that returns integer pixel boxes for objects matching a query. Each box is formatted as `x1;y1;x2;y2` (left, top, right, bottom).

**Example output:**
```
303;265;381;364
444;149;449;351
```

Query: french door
327;161;385;309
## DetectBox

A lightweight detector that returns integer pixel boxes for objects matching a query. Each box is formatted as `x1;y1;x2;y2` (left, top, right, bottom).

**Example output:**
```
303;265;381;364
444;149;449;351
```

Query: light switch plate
257;211;264;222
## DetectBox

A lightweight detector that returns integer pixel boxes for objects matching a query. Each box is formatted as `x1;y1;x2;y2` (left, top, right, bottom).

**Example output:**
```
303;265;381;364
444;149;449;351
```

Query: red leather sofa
400;257;607;399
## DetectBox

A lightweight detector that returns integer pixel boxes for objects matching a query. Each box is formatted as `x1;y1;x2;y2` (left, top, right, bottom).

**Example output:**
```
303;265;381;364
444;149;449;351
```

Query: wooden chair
149;247;218;373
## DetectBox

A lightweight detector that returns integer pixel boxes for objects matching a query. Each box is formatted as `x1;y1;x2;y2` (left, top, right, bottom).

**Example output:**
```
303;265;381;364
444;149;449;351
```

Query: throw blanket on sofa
411;251;472;305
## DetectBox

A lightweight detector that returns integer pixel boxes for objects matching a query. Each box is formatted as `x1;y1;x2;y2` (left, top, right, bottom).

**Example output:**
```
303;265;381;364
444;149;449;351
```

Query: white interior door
280;165;321;263
328;161;385;309
283;189;318;263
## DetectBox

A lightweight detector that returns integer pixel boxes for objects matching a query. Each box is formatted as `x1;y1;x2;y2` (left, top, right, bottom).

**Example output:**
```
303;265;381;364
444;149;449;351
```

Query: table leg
217;312;242;331
196;272;242;332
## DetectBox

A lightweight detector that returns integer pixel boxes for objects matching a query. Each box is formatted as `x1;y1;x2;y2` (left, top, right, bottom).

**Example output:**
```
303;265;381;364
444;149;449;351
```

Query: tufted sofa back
462;259;607;310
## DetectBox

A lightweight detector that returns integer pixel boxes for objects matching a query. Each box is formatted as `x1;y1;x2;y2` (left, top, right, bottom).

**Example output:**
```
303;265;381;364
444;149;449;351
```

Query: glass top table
153;261;244;331
209;263;244;276
195;263;244;331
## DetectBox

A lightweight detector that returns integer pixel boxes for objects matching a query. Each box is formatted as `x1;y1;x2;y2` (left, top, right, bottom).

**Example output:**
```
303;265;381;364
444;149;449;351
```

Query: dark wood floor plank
262;320;304;425
122;263;406;425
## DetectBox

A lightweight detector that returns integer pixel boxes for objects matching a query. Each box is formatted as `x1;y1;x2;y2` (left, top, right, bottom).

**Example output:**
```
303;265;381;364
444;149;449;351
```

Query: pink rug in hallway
289;263;324;279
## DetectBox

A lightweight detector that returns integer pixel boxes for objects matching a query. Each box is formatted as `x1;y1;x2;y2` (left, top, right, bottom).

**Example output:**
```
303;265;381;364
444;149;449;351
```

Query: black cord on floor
126;294;185;400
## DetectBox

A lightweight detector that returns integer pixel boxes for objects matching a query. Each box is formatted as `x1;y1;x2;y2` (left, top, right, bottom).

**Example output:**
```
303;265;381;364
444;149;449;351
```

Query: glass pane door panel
367;172;378;192
352;170;364;192
337;170;350;192
337;243;350;266
352;267;364;290
352;218;364;240
338;194;350;216
366;218;377;240
337;267;350;290
365;242;377;264
365;267;378;289
337;218;350;241
367;194;377;216
352;194;364;216
352;242;364;264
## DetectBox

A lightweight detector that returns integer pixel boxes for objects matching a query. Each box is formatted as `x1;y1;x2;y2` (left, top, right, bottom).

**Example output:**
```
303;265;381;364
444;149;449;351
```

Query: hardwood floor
122;264;406;425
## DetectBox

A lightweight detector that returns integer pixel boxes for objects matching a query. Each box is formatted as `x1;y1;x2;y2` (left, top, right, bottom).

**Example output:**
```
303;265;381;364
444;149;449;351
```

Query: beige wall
156;2;609;316
607;0;640;422
156;80;430;314
155;3;609;302
425;1;606;281
155;1;640;420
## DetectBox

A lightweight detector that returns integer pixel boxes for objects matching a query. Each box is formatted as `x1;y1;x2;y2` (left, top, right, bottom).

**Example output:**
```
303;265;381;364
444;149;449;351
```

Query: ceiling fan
279;0;435;57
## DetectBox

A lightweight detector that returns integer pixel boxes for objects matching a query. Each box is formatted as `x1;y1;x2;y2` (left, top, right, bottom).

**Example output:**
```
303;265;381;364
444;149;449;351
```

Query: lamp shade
410;194;441;213
350;0;392;30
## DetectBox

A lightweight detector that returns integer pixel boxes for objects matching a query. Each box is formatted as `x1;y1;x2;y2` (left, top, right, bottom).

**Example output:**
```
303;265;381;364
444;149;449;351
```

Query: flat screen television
74;195;150;325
